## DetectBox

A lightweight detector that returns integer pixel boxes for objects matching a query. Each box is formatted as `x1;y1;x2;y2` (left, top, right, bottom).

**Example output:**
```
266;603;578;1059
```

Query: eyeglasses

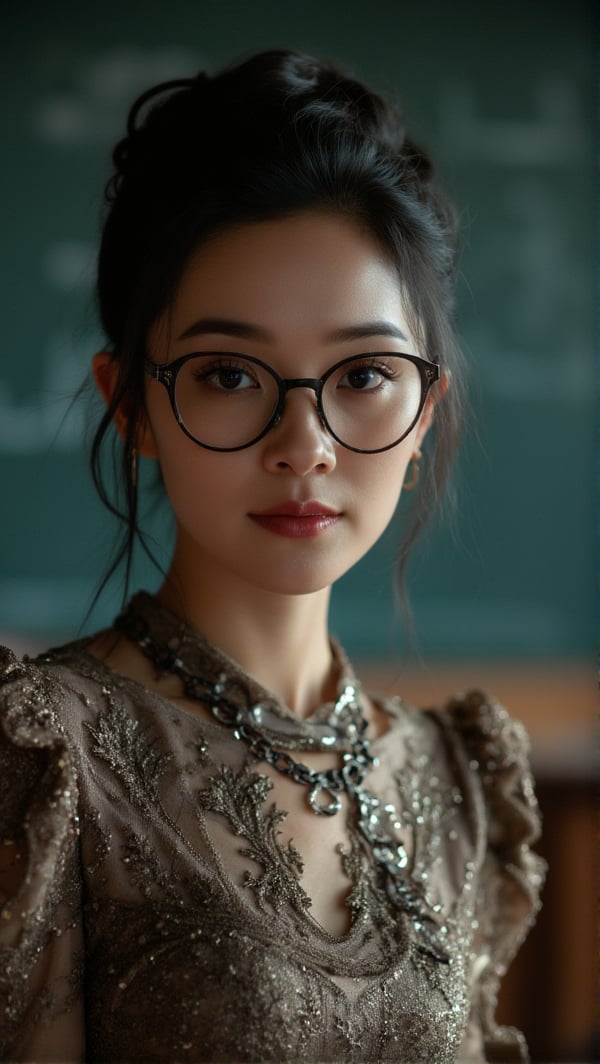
144;351;440;454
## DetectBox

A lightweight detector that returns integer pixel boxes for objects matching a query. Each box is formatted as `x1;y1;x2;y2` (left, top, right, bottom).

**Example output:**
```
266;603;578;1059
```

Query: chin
265;579;333;597
254;560;356;598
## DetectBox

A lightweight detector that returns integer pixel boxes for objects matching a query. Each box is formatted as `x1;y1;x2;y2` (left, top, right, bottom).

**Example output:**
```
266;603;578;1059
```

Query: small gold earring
403;452;421;491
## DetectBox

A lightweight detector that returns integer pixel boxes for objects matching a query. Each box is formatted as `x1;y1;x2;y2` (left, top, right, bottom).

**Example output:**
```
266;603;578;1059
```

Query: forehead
154;212;413;347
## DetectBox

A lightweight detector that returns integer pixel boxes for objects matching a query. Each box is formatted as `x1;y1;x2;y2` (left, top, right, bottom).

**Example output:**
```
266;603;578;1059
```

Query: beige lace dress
0;593;545;1063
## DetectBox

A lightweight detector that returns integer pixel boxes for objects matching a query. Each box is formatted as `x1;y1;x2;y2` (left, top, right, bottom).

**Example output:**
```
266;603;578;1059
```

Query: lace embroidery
83;693;173;808
0;635;545;1063
196;764;311;914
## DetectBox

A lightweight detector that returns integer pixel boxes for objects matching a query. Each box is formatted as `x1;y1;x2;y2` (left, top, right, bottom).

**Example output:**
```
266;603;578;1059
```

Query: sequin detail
0;605;545;1063
116;598;449;962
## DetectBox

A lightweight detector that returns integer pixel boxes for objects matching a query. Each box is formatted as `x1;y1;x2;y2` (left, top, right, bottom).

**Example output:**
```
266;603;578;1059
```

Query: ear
414;371;450;451
92;351;159;459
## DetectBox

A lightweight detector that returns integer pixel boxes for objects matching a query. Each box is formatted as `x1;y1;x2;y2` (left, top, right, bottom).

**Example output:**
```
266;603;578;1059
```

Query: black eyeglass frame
144;351;440;454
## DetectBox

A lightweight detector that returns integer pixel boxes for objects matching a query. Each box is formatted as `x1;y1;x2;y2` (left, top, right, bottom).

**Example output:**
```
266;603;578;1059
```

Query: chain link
116;604;450;964
116;611;376;812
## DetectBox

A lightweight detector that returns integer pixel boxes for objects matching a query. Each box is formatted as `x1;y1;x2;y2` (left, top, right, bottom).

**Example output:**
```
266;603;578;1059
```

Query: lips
248;500;342;538
252;500;340;518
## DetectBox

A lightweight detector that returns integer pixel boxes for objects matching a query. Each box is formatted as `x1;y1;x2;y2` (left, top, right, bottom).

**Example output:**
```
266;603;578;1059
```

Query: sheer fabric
0;594;545;1062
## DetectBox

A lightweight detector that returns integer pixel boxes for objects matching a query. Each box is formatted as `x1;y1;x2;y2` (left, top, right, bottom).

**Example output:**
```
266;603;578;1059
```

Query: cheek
158;445;241;515
144;406;232;518
353;445;412;517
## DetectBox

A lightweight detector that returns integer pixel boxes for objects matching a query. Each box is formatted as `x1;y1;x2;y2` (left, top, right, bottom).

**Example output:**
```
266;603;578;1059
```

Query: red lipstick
249;500;342;538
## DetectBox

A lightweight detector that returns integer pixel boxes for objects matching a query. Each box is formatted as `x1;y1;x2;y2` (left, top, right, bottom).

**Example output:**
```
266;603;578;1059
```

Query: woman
0;49;545;1062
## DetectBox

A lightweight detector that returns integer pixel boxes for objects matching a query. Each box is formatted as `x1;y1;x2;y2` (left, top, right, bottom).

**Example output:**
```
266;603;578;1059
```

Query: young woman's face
141;212;434;597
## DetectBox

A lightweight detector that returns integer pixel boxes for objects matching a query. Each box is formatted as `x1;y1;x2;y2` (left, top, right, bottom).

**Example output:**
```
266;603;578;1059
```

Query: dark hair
91;48;464;615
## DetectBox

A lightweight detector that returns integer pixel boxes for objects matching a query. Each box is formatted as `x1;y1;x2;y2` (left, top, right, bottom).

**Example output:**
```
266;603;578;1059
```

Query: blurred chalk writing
437;79;589;404
0;332;88;452
33;46;202;145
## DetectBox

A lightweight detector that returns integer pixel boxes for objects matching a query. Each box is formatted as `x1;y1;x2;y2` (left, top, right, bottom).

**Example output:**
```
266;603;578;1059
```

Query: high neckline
116;590;364;738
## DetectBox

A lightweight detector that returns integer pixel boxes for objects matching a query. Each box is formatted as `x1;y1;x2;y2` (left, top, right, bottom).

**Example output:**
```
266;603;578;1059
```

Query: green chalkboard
0;0;594;659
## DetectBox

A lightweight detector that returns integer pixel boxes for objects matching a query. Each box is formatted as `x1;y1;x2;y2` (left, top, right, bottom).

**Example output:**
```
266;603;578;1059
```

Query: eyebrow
328;322;408;343
177;317;408;344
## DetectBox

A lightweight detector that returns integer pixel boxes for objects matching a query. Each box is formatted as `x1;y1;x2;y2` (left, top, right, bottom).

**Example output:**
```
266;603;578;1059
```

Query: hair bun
126;76;199;137
267;51;405;154
107;75;209;200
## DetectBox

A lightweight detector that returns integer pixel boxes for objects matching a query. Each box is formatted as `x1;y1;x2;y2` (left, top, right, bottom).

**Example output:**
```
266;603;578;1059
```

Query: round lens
322;355;423;451
174;354;279;449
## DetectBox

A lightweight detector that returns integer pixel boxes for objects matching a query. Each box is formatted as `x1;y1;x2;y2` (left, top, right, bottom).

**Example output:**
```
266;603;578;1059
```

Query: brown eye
192;359;259;391
340;366;385;390
337;358;398;392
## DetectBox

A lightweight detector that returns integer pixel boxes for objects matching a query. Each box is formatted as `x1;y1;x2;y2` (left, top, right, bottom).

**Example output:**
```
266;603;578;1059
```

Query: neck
156;561;336;720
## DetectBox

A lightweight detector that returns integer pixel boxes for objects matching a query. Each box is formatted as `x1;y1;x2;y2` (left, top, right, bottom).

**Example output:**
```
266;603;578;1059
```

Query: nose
261;388;337;475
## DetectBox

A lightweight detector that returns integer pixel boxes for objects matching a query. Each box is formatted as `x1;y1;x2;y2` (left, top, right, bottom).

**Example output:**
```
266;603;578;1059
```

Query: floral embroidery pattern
83;695;173;812
196;765;311;914
0;630;545;1064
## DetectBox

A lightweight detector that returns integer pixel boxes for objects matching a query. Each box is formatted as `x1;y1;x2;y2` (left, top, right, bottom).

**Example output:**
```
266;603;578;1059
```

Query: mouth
252;500;340;518
248;500;342;538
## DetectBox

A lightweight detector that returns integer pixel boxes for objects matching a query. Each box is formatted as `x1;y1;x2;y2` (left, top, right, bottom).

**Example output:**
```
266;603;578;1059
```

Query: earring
403;451;421;491
130;446;138;490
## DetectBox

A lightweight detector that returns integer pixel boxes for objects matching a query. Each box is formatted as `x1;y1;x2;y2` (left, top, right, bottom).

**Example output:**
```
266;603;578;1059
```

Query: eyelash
191;358;260;385
336;360;402;391
189;353;403;376
346;357;400;377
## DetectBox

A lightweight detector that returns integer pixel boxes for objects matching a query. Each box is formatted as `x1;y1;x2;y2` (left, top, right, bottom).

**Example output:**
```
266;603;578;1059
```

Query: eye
191;357;260;392
337;358;399;392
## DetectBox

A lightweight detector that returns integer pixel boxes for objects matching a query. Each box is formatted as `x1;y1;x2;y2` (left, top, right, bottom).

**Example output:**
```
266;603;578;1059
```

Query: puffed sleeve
0;646;85;1062
447;690;546;1064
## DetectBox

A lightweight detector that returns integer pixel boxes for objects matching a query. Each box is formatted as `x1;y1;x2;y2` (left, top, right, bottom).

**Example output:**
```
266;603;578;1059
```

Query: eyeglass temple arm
144;359;174;387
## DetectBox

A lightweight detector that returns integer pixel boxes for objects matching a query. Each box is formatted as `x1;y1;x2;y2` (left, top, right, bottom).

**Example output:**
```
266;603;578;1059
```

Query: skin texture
93;211;443;716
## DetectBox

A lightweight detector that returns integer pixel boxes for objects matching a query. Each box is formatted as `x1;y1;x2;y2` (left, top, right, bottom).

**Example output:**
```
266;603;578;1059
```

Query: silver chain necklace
116;605;376;816
115;603;450;964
